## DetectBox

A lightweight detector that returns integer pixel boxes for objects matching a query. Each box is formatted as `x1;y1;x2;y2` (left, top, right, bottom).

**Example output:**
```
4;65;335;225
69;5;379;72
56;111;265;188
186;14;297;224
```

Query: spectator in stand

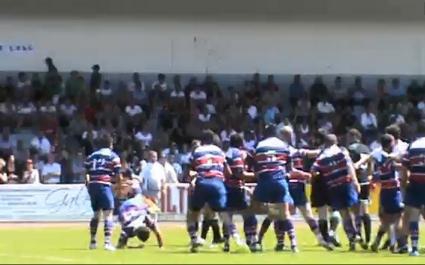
40;153;61;184
244;130;257;151
406;79;422;105
376;78;388;112
203;75;222;100
349;76;368;120
289;74;305;112
151;73;169;107
0;158;7;184
13;140;29;176
179;143;191;172
158;152;178;184
331;76;348;110
70;151;86;183
190;85;207;111
0;127;15;157
263;103;280;125
197;106;211;126
294;92;311;124
16;99;36;128
140;150;165;202
59;99;78;128
22;159;40;184
162;142;179;157
65;70;85;102
388;77;405;104
90;64;102;101
360;103;378;144
98;80;113;101
169;76;186;114
30;131;51;156
168;154;183;182
16;72;32;100
135;123;153;147
6;155;19;184
0;99;16;127
317;96;335;117
184;77;198;106
296;118;312;148
310;76;328;107
220;124;236;142
125;99;143;127
44;57;62;102
127;72;146;94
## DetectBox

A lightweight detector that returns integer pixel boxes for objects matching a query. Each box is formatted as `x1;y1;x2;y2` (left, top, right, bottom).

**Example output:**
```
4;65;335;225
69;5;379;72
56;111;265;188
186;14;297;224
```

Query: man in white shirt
134;125;153;147
125;101;143;117
151;73;168;92
41;153;61;184
158;152;178;184
190;87;207;108
60;99;78;117
140;151;166;202
30;132;51;155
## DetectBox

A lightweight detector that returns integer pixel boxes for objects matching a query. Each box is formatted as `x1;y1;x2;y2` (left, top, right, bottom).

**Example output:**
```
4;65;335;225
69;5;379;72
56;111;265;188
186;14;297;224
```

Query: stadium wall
1;0;425;74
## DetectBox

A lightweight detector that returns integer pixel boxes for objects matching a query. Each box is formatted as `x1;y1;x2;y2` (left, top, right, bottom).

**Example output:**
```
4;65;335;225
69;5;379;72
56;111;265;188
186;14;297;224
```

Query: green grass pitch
1;222;425;264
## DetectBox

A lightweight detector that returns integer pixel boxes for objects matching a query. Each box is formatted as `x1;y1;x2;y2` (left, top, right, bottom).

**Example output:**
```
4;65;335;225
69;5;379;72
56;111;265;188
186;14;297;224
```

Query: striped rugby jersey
402;137;425;185
311;145;353;189
191;144;226;179
85;148;121;184
118;195;149;227
371;149;399;190
254;137;291;179
288;145;309;184
225;147;247;187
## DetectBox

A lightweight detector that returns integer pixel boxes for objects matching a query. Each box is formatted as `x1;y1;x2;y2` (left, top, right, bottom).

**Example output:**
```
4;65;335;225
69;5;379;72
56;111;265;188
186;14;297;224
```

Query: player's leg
406;206;421;256
187;179;207;252
271;202;298;252
202;206;223;244
87;183;101;249
329;210;342;247
101;184;116;251
241;212;258;248
318;206;329;243
339;208;357;251
117;226;134;249
299;204;333;250
371;216;390;252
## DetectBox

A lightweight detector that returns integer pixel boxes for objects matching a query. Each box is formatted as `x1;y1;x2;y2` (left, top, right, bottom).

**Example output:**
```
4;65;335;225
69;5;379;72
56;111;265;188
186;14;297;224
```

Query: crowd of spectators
1;57;425;185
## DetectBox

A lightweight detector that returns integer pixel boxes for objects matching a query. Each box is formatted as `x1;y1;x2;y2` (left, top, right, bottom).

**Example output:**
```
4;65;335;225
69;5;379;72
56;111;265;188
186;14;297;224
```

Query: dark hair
324;134;338;146
201;130;215;145
347;128;362;142
263;124;276;138
98;134;113;149
385;124;401;139
135;226;150;242
230;133;244;148
380;134;393;150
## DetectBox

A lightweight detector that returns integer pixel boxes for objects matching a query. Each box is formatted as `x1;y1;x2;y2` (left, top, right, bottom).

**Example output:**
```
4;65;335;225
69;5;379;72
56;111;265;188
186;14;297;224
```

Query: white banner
0;44;34;54
0;184;92;221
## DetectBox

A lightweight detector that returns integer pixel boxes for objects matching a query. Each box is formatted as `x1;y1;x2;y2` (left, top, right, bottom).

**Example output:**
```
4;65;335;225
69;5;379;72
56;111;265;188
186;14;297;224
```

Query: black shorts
359;183;370;201
310;178;329;208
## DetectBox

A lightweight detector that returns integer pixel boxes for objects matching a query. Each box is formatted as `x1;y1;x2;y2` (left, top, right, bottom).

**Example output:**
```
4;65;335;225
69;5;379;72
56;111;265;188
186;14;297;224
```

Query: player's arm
353;153;372;170
348;162;361;193
146;216;164;248
290;168;312;181
303;149;321;158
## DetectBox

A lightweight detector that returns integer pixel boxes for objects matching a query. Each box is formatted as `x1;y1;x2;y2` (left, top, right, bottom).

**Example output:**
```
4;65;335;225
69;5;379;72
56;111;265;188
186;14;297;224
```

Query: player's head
201;129;215;145
346;128;362;145
380;133;395;153
385;124;401;140
263;124;276;138
98;133;114;149
135;226;150;242
230;133;244;148
324;134;338;147
191;139;201;151
277;125;293;144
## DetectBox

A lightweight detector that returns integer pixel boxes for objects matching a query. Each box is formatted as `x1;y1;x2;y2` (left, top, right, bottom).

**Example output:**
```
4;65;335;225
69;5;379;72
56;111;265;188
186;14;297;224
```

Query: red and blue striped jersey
254;137;291;180
85;148;121;184
288;145;309;185
311;145;352;189
402;137;425;185
225;147;247;187
191;144;226;179
371;149;399;190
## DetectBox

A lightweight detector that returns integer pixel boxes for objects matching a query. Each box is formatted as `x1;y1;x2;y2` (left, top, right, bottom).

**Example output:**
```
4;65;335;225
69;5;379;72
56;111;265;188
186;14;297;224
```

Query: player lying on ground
117;192;163;249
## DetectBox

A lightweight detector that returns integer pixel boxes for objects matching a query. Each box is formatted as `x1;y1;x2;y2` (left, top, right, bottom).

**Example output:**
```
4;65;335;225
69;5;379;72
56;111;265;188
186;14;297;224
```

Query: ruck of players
84;122;425;257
